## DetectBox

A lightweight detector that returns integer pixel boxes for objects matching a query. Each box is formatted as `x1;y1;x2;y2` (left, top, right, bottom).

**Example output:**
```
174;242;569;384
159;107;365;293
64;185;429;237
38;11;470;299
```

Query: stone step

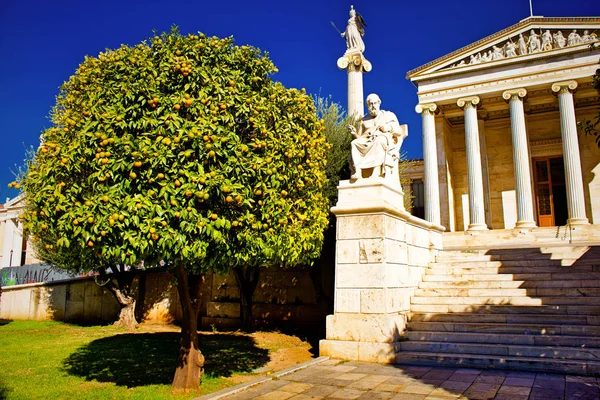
407;312;594;325
425;266;597;275
398;341;600;360
419;280;600;289
402;330;600;348
395;351;599;376
423;272;600;281
409;304;600;315
432;259;599;268
435;247;592;262
407;321;600;336
413;287;600;297
411;295;600;306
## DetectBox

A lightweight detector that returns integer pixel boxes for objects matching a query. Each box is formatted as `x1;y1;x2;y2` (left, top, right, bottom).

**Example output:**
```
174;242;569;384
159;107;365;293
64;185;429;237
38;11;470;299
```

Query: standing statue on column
341;5;366;53
349;94;407;182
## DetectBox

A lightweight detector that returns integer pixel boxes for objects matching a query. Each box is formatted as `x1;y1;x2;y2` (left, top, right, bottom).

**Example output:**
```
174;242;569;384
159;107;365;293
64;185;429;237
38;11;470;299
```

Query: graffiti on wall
1;264;81;287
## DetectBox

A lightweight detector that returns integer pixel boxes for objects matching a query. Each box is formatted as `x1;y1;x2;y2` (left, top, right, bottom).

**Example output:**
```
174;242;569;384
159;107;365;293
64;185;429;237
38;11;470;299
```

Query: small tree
20;28;329;392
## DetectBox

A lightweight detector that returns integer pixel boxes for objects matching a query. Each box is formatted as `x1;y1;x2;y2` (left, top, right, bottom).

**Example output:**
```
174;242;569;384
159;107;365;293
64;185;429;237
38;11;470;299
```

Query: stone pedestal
320;178;444;363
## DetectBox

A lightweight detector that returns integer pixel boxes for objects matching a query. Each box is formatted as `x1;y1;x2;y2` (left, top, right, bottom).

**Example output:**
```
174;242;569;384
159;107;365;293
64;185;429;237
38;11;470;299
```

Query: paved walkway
202;359;600;400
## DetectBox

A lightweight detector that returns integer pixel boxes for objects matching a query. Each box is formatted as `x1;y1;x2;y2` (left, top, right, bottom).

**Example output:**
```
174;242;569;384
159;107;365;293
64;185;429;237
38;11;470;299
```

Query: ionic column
551;80;589;225
502;88;537;228
337;53;372;119
415;103;441;226
457;96;488;230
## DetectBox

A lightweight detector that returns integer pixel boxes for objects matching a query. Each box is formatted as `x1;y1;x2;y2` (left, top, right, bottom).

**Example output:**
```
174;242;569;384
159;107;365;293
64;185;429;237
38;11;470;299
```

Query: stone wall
0;266;331;330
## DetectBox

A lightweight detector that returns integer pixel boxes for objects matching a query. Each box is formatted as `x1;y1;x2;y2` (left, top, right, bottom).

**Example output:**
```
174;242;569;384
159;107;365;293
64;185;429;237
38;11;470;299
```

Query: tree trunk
172;264;205;392
115;298;138;330
100;269;139;330
233;265;260;332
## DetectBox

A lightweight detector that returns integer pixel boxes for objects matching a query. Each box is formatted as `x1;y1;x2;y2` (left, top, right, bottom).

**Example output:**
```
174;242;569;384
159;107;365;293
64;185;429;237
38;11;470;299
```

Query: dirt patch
139;324;315;385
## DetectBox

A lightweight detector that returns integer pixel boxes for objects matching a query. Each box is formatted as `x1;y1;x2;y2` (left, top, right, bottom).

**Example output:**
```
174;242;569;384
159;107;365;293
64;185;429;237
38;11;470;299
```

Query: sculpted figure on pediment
491;45;504;60
469;54;480;65
553;31;566;48
349;94;406;182
527;30;541;53
568;30;582;46
541;30;553;51
505;41;517;57
518;33;527;55
581;30;593;43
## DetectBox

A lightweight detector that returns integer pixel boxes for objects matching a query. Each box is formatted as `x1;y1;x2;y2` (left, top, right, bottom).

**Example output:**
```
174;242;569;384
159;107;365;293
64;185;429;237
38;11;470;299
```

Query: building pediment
407;17;600;82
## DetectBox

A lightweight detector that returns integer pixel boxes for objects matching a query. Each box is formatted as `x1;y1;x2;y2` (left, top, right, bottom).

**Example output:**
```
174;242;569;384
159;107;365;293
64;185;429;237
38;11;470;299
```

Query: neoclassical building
407;17;600;231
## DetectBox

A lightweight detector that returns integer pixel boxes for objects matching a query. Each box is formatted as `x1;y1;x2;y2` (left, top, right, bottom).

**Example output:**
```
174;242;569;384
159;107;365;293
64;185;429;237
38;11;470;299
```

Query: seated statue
349;94;407;183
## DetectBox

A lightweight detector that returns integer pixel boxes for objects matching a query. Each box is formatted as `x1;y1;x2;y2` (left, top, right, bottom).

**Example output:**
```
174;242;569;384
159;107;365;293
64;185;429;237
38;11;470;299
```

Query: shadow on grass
62;332;269;387
0;379;11;400
0;319;12;326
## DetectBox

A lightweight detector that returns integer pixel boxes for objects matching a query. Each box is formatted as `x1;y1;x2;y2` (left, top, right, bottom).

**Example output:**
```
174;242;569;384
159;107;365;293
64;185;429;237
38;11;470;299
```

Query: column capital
551;80;578;95
415;103;438;115
502;88;528;102
337;52;372;73
457;96;480;110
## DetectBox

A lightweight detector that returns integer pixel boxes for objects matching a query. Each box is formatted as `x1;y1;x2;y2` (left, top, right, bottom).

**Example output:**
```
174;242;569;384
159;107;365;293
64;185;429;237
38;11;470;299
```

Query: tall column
415;103;441;226
551;80;589;225
338;53;372;119
502;88;537;228
457;96;488;230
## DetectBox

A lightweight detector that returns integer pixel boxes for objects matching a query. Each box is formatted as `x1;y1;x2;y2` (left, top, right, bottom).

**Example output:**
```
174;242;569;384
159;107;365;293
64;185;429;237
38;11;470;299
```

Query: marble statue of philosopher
349;94;407;182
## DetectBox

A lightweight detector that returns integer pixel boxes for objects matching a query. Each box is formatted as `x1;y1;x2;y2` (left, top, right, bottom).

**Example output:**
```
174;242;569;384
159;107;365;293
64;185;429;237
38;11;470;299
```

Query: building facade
407;17;600;231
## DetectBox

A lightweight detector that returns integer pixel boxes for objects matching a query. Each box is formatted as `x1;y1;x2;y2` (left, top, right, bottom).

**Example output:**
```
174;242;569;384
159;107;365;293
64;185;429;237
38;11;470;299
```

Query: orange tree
19;28;329;392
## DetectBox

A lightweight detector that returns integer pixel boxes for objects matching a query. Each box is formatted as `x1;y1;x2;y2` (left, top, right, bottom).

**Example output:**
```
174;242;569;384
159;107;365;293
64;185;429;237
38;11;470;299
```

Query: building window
411;179;425;220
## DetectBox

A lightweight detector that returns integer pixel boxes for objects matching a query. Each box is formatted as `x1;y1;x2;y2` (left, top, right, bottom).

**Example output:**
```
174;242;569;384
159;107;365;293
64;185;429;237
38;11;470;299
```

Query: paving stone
302;385;339;397
529;387;565;400
355;391;394;399
329;365;357;373
502;377;534;387
422;369;456;381
459;390;497;400
506;371;536;379
390;394;426;400
497;385;532;396
321;378;353;388
288;395;323;400
361;374;392;383
533;378;565;390
474;375;505;385
347;380;385;391
420;379;444;387
427;387;461;398
327;388;365;399
399;384;435;395
279;383;314;394
493;394;528;400
336;373;368;381
254;390;297;400
439;380;470;392
372;383;409;393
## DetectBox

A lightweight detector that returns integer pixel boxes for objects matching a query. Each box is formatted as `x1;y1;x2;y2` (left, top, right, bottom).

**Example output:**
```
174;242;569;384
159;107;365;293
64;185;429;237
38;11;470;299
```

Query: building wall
444;106;600;230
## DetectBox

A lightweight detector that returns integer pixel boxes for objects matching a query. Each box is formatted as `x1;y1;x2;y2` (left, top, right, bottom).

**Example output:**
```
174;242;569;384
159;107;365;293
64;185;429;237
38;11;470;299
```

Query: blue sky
0;0;597;201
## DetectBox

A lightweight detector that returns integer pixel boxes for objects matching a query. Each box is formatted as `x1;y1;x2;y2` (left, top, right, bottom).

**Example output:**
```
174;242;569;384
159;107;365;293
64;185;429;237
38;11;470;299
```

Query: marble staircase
397;245;600;375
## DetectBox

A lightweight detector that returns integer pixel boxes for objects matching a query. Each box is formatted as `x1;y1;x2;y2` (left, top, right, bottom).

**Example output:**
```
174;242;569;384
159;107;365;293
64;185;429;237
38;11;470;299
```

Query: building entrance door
533;156;568;227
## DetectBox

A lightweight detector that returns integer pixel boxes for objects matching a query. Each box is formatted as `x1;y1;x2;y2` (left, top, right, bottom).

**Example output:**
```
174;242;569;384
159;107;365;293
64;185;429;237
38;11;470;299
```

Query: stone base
568;217;590;226
325;313;407;343
320;339;399;363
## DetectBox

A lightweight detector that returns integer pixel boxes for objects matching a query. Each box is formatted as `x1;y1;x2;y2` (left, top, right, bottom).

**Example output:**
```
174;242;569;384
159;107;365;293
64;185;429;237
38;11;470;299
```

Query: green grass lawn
0;319;303;400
